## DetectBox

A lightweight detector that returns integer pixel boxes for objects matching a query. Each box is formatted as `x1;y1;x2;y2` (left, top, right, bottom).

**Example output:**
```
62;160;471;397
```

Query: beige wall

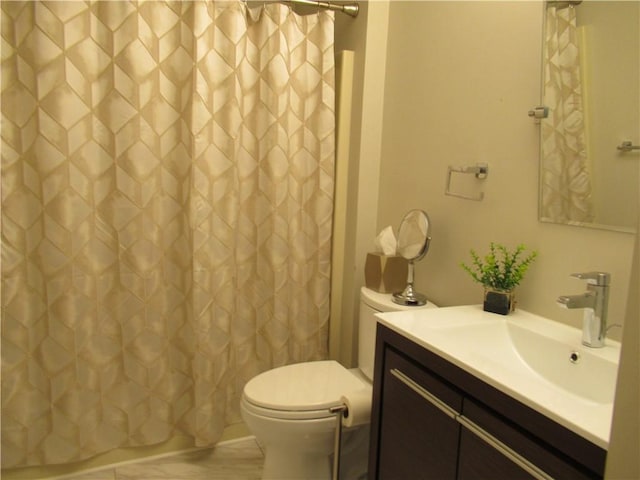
606;216;640;479
333;1;391;366
335;1;635;364
376;1;634;333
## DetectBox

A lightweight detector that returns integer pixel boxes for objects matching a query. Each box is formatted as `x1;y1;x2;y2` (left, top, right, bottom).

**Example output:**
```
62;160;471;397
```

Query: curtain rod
547;0;582;7
284;0;359;17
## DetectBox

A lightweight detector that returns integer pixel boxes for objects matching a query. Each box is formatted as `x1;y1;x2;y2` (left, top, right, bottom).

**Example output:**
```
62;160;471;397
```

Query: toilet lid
243;360;368;412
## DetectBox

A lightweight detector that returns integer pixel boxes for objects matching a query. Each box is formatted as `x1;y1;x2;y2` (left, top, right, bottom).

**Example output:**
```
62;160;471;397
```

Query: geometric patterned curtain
540;3;593;224
1;1;334;468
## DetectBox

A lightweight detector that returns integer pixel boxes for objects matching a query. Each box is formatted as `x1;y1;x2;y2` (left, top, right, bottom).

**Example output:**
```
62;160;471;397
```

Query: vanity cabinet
368;324;607;480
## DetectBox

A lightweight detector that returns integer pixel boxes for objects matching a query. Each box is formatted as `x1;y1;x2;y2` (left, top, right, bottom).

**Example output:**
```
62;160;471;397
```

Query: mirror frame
396;209;431;261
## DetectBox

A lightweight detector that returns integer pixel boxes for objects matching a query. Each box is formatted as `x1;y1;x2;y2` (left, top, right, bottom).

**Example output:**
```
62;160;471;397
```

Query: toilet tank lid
243;360;369;412
361;286;438;312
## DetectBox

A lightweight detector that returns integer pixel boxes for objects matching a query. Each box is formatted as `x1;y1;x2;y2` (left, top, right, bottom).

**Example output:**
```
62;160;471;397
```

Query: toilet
241;287;438;479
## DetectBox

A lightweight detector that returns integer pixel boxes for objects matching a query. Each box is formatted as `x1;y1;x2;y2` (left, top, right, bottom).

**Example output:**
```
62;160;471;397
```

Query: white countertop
376;305;621;449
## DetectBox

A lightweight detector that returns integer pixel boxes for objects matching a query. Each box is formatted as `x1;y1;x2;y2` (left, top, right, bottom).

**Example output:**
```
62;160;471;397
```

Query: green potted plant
460;242;538;315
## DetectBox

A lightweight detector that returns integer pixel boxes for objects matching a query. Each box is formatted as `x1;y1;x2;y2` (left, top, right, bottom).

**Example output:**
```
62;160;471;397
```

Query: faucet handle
570;272;611;286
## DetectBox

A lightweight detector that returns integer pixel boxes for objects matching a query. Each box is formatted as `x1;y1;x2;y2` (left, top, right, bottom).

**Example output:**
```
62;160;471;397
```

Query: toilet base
258;424;369;480
262;448;332;480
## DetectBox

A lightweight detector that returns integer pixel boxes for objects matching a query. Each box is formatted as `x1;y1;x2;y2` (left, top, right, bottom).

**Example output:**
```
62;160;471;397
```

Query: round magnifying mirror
392;210;431;306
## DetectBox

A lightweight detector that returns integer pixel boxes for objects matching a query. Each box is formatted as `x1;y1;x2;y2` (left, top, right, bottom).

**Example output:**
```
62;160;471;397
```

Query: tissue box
364;253;408;294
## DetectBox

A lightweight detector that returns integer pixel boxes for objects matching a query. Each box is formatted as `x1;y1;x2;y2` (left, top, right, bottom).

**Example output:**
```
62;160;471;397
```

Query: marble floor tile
61;437;263;480
115;438;264;480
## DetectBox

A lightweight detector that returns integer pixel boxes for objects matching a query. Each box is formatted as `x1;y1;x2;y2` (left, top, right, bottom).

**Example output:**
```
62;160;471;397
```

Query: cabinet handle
389;368;459;419
457;415;554;480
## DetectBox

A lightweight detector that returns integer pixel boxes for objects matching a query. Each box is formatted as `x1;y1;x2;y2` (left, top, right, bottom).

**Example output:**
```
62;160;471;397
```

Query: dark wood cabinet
368;324;606;480
457;426;534;480
377;348;461;479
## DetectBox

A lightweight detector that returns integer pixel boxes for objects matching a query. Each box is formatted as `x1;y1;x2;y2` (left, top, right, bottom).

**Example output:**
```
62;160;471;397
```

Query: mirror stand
392;260;427;306
391;209;431;306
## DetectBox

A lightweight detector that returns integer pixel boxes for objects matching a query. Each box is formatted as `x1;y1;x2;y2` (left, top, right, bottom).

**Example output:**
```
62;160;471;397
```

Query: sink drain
569;351;581;364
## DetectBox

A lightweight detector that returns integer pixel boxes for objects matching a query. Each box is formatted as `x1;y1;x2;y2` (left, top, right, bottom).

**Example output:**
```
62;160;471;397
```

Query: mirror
392;209;432;306
539;1;639;233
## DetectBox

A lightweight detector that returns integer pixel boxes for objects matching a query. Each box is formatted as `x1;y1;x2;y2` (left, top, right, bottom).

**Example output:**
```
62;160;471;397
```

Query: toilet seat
241;396;339;421
242;360;369;421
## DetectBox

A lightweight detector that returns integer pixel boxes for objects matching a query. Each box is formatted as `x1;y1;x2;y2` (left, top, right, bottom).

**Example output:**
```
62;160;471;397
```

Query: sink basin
376;305;621;448
508;321;618;404
437;318;618;404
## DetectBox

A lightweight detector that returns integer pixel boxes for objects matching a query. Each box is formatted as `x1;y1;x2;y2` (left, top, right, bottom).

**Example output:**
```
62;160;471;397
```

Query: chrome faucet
557;272;610;348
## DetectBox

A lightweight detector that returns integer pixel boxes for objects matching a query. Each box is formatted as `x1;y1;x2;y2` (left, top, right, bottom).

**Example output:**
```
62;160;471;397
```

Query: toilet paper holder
329;404;348;480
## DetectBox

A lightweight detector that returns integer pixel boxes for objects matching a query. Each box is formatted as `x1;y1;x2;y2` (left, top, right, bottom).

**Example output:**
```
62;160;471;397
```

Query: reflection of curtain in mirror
541;4;594;223
1;1;334;468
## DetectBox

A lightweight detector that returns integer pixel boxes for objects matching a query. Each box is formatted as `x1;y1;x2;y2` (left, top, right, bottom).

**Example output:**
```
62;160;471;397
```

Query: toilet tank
358;287;438;381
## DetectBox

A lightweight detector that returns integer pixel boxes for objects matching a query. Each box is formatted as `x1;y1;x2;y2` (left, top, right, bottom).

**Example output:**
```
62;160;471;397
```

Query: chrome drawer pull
457;415;554;480
389;368;458;419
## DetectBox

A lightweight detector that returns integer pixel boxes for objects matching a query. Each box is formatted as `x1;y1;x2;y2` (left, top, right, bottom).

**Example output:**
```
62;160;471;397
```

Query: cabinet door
458;399;599;480
376;348;463;480
458;426;535;479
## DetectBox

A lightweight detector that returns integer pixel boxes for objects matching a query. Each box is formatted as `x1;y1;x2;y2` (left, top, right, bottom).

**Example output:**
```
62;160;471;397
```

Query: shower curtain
540;3;594;223
1;1;334;468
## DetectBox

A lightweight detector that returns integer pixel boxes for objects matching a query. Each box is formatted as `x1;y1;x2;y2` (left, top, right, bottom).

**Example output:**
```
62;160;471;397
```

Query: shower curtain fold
0;0;334;468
